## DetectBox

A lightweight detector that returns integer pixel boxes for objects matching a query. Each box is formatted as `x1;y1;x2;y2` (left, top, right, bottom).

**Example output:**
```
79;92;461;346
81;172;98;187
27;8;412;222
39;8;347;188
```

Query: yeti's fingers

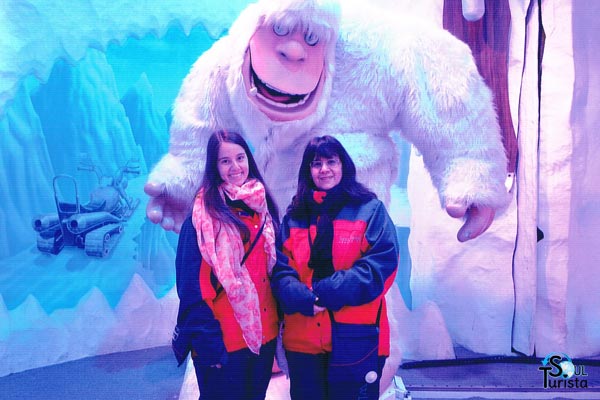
144;182;166;224
172;212;186;234
160;203;188;233
445;201;468;219
160;214;175;231
456;205;495;242
144;181;165;197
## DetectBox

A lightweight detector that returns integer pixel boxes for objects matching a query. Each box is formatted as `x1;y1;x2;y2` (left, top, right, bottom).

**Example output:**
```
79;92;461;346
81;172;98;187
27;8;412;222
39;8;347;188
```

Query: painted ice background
0;1;249;377
1;0;599;396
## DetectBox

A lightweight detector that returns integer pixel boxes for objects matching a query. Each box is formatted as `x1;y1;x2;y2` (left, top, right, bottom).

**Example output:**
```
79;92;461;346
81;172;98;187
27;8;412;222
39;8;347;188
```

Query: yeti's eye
273;24;289;36
304;31;319;46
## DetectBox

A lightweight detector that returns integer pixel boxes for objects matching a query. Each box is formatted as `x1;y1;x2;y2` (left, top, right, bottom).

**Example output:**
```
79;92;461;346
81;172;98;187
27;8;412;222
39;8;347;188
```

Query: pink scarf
192;179;276;354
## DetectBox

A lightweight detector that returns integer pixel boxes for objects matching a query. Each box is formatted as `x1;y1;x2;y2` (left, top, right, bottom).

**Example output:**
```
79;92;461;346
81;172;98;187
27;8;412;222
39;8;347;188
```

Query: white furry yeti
146;0;510;394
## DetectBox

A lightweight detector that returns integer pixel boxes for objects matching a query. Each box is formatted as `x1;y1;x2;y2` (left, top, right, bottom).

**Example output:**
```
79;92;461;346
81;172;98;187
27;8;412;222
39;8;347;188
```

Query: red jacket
271;198;399;356
175;210;278;362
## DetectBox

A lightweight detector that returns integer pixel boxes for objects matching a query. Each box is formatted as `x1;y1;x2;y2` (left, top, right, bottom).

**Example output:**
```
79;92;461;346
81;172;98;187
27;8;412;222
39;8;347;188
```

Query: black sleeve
174;217;227;366
312;201;399;310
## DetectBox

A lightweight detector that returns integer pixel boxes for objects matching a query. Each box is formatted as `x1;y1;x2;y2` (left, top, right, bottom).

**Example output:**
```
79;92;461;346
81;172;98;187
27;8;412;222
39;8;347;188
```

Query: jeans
193;339;276;400
286;350;386;400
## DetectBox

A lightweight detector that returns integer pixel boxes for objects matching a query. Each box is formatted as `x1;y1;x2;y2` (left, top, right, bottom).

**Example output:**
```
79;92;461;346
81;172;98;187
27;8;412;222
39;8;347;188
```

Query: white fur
152;0;509;213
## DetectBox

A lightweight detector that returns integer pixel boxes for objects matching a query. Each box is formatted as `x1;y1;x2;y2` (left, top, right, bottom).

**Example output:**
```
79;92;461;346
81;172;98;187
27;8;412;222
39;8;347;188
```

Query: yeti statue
145;0;510;393
145;0;510;238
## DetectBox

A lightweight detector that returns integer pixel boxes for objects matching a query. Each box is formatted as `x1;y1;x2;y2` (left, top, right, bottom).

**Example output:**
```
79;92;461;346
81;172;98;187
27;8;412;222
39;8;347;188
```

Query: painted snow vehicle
33;158;141;257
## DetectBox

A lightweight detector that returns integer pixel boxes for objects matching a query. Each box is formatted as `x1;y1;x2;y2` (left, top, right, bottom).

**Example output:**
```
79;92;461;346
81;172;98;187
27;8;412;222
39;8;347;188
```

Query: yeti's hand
445;202;495;242
144;182;188;233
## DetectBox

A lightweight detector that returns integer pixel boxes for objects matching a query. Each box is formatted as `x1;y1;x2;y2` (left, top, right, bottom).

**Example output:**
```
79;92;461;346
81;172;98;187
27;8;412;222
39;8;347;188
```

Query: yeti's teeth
263;81;299;96
256;92;310;108
298;94;308;105
252;71;299;96
257;92;290;107
251;70;310;106
249;73;258;95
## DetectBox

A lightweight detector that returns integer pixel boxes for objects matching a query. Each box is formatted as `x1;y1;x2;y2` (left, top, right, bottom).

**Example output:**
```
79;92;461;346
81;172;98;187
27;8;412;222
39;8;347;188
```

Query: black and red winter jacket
175;210;279;366
271;198;399;356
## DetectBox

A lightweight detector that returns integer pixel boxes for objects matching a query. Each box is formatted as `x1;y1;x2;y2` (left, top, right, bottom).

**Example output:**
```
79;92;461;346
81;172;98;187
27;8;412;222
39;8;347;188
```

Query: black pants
286;350;386;400
193;339;276;400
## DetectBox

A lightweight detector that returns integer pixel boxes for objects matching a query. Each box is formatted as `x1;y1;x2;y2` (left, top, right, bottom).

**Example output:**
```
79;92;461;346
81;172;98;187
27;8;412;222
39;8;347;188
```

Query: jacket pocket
329;322;379;383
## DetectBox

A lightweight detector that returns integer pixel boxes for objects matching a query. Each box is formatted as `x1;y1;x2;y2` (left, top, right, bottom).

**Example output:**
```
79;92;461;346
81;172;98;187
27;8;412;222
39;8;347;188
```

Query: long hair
288;135;376;217
199;130;280;240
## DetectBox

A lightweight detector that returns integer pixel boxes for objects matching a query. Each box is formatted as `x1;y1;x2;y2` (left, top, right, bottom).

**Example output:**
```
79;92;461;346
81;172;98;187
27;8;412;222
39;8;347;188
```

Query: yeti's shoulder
336;3;471;66
333;2;480;109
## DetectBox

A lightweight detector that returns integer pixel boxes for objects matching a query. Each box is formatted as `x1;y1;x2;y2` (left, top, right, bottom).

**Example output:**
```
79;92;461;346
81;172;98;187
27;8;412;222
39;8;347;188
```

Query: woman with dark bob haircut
271;135;399;399
288;134;377;216
172;130;280;399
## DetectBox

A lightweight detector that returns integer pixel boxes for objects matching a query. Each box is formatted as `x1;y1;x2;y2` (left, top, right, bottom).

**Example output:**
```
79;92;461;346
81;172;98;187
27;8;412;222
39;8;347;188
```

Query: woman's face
310;155;342;191
217;141;249;186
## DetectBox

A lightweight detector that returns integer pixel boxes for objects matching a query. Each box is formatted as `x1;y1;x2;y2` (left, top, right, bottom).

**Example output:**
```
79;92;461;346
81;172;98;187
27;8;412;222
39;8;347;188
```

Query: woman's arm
175;217;227;366
312;201;399;310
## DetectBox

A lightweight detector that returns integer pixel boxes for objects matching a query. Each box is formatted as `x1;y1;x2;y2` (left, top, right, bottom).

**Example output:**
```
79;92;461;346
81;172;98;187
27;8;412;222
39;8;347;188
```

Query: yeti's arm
374;15;510;239
145;42;237;232
393;27;509;209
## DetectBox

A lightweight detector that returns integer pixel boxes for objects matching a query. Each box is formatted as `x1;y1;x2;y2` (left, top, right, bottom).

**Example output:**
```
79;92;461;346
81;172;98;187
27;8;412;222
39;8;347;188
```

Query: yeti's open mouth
250;68;312;108
242;49;325;121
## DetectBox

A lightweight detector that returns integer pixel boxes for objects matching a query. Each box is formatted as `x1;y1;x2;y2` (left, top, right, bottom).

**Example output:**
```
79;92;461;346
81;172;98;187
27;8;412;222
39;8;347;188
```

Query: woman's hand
313;304;326;315
313;297;326;315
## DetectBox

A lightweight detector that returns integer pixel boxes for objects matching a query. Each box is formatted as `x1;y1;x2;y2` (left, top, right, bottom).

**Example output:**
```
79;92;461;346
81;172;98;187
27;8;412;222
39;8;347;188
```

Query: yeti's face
242;23;327;122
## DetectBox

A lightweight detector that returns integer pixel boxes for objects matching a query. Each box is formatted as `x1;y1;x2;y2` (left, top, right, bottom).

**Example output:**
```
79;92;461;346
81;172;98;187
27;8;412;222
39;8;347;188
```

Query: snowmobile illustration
32;158;141;257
